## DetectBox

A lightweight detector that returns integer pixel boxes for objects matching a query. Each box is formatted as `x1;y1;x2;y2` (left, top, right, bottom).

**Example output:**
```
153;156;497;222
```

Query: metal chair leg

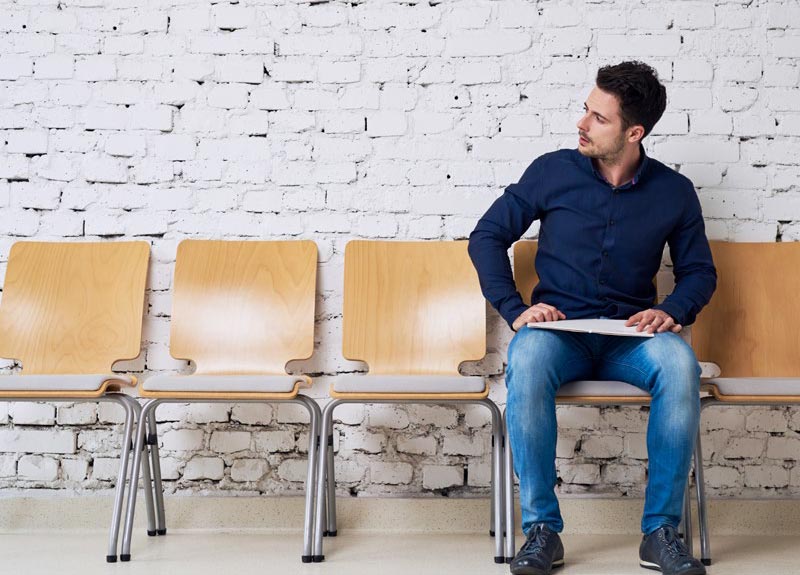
483;398;505;564
147;408;167;535
296;395;321;563
490;434;496;537
122;396;156;536
103;395;136;563
325;430;337;537
313;399;340;562
503;409;516;562
683;476;693;554
696;401;713;565
121;398;159;561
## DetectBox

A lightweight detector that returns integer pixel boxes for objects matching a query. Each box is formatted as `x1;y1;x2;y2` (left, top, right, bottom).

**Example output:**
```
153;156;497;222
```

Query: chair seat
0;374;134;392
142;374;305;393
557;380;650;398
704;377;800;397
332;375;486;394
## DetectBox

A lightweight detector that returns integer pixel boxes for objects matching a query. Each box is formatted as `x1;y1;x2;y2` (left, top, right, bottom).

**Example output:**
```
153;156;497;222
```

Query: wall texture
0;0;799;500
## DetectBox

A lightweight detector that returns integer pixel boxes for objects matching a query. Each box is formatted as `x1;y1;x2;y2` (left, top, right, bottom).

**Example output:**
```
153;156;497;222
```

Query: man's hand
625;309;682;334
512;303;566;331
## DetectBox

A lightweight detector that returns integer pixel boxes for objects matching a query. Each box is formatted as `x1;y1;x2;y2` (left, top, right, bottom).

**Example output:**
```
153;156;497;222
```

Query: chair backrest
513;240;539;306
170;239;317;375
692;241;800;377
513;240;661;306
342;240;486;375
0;241;150;374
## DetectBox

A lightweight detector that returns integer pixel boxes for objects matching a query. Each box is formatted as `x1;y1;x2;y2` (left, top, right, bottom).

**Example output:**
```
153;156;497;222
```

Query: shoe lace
521;524;549;554
657;526;691;559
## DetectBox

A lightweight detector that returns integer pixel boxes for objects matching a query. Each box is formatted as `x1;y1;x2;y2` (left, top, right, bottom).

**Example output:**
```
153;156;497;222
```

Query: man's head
577;61;667;162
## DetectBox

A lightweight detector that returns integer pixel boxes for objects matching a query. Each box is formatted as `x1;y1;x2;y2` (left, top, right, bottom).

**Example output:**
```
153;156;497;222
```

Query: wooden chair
311;240;505;563
0;241;150;562
692;240;800;566
120;239;321;562
503;240;704;562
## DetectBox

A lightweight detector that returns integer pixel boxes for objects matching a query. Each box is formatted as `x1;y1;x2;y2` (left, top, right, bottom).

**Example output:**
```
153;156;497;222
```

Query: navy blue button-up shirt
468;147;717;330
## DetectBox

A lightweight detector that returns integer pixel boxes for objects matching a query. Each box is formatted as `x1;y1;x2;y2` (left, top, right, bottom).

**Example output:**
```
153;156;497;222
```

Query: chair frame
118;239;321;562
312;240;506;563
690;240;800;566
0;240;151;562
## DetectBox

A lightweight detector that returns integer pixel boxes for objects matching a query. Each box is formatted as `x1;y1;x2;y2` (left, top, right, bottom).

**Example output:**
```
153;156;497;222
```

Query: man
468;61;716;575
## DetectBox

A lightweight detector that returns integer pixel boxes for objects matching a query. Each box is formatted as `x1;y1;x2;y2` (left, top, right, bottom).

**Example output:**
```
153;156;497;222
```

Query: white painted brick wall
0;0;799;500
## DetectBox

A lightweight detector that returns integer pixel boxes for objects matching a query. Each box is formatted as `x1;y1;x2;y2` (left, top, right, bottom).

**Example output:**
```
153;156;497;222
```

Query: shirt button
609;220;615;226
599;279;606;285
602;251;608;256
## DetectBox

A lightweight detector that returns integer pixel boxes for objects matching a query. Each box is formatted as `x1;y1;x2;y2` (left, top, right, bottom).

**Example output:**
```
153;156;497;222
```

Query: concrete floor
0;530;797;575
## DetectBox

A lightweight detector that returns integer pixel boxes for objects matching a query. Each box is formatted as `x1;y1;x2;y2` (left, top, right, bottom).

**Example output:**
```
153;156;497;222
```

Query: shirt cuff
652;301;685;326
500;300;531;331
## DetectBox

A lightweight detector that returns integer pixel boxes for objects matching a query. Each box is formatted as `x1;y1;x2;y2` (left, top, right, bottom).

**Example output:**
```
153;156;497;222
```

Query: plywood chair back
170;240;317;375
0;241;150;374
692;241;800;378
342;240;486;376
513;240;539;306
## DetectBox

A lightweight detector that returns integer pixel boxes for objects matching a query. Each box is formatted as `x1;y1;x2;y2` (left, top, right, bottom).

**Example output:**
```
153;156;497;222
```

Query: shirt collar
582;144;650;189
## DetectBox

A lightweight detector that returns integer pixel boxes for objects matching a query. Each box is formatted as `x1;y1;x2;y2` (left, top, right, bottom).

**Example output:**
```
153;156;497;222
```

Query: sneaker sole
510;559;565;575
639;559;706;575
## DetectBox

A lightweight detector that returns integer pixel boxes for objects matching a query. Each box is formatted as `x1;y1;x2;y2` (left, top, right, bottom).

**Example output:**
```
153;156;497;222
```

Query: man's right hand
512;303;566;331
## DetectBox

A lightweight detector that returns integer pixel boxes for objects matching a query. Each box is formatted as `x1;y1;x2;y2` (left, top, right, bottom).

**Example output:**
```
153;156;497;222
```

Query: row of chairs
0;238;795;566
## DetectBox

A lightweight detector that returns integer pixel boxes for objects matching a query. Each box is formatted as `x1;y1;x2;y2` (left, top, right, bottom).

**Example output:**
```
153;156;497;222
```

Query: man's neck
594;145;641;188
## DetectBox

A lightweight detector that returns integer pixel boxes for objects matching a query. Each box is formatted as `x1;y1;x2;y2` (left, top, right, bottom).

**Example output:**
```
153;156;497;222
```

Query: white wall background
0;0;799;499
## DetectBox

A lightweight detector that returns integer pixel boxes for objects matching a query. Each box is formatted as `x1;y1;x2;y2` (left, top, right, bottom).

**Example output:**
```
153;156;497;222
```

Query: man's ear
628;125;645;144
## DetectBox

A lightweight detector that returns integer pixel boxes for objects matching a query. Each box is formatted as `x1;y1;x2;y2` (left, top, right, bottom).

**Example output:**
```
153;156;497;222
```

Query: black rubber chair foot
302;555;312;563
120;554;131;562
494;556;504;564
157;528;167;536
312;555;325;563
505;558;513;564
106;555;117;563
702;559;712;566
323;530;328;537
489;530;495;537
147;530;157;536
328;530;338;537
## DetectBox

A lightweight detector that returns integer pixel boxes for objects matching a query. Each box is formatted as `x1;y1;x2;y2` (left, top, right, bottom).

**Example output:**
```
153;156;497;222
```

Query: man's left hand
625;309;682;334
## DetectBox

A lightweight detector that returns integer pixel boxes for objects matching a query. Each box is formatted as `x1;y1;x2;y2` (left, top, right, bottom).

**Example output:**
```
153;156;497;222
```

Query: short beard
578;130;628;164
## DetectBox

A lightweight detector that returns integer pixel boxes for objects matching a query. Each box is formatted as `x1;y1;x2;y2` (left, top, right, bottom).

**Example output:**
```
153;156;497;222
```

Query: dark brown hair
596;61;667;138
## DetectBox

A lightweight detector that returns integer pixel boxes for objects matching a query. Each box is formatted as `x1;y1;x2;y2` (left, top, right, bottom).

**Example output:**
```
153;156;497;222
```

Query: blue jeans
506;327;701;536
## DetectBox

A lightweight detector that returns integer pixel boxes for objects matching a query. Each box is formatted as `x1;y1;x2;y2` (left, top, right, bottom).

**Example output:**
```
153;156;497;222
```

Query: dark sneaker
509;523;565;575
639;525;706;575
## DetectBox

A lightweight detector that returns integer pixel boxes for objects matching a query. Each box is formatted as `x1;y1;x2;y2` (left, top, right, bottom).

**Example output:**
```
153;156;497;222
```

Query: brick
445;31;530;57
210;431;251;453
161;429;204;452
397;435;437;456
581;435;624;459
370;461;413;485
231;459;268;482
277;458;309;482
0;429;75;454
422;464;463;489
443;434;485;456
558;463;600;485
18;455;58;481
184;457;224;481
597;34;680;56
10;403;56;425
